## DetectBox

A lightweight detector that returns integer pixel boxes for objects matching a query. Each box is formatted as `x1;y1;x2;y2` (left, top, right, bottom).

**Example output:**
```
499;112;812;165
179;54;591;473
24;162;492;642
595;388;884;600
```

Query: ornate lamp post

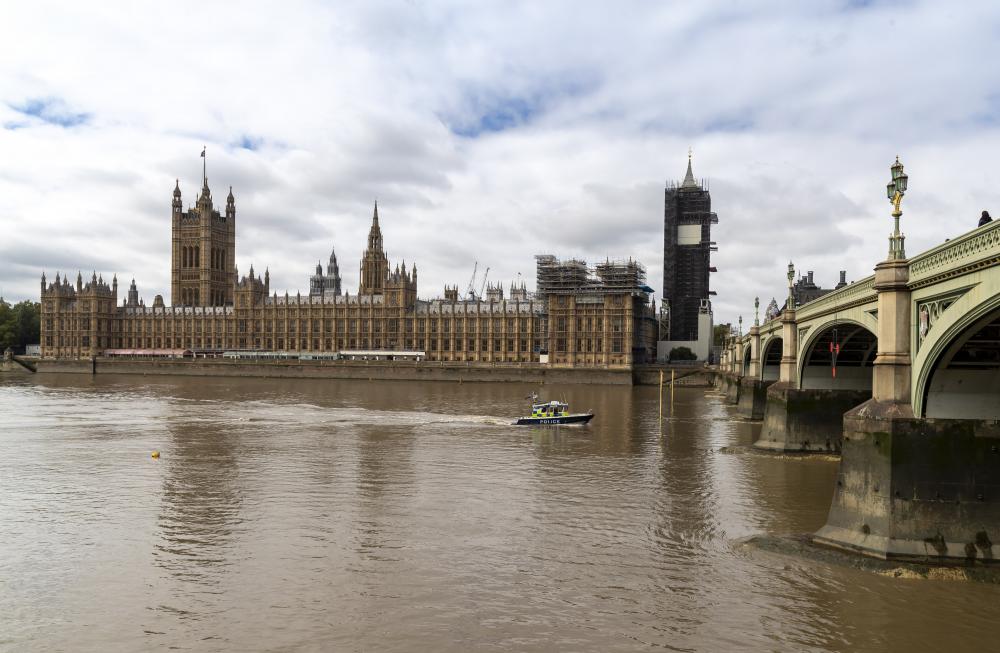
786;261;795;309
885;156;909;260
738;315;743;337
754;296;759;327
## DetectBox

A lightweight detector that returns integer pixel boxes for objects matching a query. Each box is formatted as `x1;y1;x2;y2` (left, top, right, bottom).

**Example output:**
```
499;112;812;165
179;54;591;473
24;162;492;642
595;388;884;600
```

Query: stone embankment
0;355;36;374
33;358;715;386
35;358;637;385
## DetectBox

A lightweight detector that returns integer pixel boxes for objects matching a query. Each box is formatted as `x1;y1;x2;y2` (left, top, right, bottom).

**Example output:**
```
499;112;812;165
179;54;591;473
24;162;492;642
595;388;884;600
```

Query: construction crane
466;261;478;300
479;267;490;298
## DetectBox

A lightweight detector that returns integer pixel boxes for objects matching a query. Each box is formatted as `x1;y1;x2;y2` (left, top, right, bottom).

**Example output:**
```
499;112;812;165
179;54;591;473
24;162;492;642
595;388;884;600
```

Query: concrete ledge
814;399;1000;564
754;384;870;453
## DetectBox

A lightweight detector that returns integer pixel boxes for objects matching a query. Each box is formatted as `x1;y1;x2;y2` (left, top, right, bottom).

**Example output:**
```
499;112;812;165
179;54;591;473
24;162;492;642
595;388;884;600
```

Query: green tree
0;299;41;351
669;346;697;362
713;323;731;346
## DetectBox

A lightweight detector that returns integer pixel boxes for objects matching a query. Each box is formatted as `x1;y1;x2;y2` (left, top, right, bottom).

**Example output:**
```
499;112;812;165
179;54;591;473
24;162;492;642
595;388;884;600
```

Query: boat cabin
531;401;569;418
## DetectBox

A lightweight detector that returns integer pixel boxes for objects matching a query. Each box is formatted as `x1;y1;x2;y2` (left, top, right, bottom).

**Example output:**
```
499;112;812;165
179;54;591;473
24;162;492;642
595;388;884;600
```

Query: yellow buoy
151;450;160;459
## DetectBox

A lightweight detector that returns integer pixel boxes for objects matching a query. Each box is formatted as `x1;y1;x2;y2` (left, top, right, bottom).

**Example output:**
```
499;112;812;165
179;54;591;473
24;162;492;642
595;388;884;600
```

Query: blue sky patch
236;134;264;150
9;97;90;128
447;73;600;138
452;96;539;137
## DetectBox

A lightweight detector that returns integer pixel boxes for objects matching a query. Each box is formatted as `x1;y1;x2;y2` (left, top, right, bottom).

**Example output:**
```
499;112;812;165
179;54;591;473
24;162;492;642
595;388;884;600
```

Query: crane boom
479;267;490;297
466;261;478;299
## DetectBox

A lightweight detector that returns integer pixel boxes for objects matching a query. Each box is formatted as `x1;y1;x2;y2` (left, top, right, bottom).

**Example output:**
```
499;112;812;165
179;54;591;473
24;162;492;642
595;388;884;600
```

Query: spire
227;185;234;203
366;201;384;252
681;148;698;189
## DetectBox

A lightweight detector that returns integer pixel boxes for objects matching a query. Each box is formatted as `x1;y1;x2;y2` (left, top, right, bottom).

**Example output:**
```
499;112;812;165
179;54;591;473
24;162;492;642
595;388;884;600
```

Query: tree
713;323;731;346
669;346;697;362
0;299;41;352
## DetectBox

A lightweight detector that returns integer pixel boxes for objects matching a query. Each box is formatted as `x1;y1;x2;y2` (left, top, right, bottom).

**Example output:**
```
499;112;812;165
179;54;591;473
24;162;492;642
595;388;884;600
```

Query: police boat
514;394;594;426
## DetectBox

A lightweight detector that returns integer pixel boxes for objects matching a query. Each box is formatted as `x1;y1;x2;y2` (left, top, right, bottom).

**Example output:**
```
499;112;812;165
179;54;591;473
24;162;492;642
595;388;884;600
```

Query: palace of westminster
40;168;658;367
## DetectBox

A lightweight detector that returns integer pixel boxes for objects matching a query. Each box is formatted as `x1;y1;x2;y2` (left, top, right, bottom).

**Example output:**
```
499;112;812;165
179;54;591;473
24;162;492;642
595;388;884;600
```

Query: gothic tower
170;152;237;306
359;202;389;295
310;246;342;297
663;153;717;342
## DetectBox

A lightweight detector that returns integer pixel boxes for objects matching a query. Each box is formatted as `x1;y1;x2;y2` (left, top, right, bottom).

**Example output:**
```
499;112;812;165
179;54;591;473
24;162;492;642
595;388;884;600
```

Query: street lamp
885;156;909;260
754;296;759;327
786;261;795;308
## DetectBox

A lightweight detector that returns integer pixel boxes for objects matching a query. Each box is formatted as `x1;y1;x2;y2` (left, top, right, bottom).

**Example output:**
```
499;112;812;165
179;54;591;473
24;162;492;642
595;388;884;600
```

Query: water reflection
154;401;244;590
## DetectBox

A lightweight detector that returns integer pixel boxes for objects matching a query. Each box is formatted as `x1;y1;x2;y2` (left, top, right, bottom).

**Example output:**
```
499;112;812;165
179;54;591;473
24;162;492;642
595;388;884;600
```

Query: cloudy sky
1;1;998;326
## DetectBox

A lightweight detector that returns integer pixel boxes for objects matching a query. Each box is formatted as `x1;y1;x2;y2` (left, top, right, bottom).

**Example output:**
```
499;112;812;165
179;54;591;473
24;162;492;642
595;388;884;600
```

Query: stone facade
40;178;657;367
171;175;236;307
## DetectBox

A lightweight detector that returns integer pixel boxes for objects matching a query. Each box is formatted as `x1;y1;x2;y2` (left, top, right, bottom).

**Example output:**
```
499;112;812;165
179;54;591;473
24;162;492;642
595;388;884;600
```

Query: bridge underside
760;338;781;381
800;325;876;392
924;309;1000;419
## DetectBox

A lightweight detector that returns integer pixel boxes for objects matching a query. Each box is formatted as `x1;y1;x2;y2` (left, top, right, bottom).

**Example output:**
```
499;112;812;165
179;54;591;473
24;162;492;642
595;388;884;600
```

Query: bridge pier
755;384;868;452
814;401;1000;562
724;373;741;405
814;252;1000;562
736;377;774;420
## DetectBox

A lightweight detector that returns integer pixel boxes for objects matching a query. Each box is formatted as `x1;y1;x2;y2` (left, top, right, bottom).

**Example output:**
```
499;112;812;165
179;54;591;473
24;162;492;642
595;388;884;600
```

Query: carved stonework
916;292;964;350
909;221;1000;288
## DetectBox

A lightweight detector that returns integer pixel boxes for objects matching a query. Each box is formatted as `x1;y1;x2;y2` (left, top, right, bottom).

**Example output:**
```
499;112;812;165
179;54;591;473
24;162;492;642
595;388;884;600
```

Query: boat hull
514;413;594;426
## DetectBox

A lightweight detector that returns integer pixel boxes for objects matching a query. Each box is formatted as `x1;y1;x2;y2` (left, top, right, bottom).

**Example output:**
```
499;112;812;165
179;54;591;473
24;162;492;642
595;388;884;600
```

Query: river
1;374;997;651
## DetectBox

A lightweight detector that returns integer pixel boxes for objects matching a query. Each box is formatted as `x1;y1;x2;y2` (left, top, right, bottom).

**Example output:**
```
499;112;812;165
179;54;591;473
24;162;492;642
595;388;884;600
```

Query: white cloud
1;0;999;327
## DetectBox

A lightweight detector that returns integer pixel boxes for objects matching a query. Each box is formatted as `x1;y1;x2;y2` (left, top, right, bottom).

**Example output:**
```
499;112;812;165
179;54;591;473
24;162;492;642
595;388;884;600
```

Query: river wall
35;358;636;385
34;358;714;387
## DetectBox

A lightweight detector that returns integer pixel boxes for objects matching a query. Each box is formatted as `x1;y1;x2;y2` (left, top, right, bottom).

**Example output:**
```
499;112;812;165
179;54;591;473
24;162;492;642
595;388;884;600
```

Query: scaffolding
535;255;648;297
594;258;647;291
535;255;589;295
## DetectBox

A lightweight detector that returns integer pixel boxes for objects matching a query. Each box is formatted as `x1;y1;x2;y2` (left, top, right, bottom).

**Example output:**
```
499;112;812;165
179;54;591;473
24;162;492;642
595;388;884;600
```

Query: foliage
713;323;731;346
0;299;41;352
668;346;697;362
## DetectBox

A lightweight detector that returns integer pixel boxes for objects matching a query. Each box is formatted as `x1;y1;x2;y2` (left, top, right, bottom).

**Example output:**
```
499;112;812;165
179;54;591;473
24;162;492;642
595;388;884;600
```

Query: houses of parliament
39;167;656;368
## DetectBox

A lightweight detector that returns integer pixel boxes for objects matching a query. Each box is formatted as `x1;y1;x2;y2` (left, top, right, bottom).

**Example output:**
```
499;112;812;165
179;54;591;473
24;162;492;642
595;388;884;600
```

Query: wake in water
224;400;515;429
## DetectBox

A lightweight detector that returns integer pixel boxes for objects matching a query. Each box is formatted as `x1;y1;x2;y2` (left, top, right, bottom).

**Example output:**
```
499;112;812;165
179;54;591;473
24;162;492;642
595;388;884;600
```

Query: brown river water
1;374;998;652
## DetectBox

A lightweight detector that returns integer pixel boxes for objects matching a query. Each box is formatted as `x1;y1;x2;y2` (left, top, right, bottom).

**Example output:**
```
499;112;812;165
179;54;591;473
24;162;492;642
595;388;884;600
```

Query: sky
1;0;999;327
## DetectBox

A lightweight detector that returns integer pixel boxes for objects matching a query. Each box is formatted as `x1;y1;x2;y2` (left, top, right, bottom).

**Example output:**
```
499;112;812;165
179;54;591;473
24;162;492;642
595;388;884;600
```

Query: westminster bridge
715;216;1000;563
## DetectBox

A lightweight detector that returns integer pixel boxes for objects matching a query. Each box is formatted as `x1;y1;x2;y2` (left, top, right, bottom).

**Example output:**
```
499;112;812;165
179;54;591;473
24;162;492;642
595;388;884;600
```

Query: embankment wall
35;358;634;385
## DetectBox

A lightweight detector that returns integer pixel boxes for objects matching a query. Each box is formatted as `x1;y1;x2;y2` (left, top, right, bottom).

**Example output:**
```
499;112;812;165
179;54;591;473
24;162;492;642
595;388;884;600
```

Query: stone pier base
724;374;741;405
737;378;775;420
754;384;870;453
814;400;1000;563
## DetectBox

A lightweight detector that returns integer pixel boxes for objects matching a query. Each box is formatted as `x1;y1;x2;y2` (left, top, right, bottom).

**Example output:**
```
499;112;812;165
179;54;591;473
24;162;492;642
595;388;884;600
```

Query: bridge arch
742;343;752;376
760;335;782;381
796;319;877;390
916;292;1000;419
